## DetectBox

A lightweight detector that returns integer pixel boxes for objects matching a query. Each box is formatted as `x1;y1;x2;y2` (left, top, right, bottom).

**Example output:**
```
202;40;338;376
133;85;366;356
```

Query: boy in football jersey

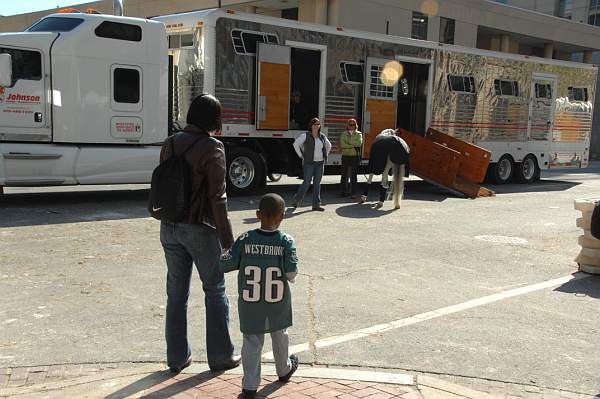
220;193;299;399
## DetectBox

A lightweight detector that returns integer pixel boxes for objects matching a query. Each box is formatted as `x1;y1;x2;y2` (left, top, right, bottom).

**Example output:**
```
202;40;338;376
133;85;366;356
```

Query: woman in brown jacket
159;94;240;373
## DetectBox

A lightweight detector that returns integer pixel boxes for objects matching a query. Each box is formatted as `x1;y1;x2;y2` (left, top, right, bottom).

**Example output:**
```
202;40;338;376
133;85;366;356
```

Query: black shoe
312;206;325;211
278;354;298;383
209;354;242;372
241;389;257;399
169;356;192;374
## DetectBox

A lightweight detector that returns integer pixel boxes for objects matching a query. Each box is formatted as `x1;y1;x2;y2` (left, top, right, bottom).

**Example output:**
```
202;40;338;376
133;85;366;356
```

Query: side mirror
0;54;13;87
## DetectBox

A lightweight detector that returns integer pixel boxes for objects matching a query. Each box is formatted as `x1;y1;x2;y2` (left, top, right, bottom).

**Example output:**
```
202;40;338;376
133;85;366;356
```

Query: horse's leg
360;173;373;203
393;164;405;209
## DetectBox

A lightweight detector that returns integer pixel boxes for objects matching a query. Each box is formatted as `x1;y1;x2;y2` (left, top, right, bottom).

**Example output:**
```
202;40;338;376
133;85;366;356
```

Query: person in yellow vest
339;118;363;198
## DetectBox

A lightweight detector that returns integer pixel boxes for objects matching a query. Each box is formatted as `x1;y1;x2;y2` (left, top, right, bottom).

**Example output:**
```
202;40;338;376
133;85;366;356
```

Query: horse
359;129;410;209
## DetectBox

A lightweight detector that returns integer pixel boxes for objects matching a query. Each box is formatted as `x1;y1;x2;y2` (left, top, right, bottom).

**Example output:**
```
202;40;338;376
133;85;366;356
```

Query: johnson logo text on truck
1;93;41;104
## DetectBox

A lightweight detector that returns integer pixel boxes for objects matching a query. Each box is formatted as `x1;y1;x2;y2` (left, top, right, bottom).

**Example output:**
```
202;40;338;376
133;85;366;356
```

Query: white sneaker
359;195;367;204
373;201;383;209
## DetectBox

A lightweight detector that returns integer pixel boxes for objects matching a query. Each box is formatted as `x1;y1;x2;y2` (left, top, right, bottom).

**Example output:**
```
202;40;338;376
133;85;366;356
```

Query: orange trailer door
256;43;291;130
362;57;399;158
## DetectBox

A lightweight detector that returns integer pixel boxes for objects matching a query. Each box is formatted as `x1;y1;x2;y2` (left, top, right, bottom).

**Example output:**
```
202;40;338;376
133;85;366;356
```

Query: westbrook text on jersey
244;244;285;256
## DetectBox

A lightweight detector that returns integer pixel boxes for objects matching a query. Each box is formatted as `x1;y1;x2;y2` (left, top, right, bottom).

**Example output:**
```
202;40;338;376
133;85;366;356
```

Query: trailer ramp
398;128;495;199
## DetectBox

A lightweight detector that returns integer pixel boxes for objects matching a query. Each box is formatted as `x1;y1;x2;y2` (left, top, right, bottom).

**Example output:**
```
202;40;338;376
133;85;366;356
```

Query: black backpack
148;134;202;222
592;201;600;239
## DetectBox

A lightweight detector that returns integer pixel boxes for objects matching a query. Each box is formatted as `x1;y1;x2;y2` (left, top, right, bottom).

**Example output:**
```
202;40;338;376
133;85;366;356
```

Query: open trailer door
256;43;291;130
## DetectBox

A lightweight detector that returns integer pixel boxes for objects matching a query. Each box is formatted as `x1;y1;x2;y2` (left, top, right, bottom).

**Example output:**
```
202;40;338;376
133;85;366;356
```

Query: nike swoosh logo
152;207;162;212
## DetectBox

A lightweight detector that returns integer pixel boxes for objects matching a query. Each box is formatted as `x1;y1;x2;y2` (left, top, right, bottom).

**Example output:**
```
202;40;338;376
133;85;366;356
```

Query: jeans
340;156;359;195
293;161;324;207
160;221;234;369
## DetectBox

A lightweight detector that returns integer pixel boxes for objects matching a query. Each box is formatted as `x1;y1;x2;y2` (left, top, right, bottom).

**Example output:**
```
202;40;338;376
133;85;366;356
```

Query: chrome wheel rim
229;156;255;189
498;158;512;181
522;158;536;180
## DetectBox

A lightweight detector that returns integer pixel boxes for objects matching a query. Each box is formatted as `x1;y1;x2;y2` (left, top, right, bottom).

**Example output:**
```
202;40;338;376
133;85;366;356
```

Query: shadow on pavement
486;179;581;195
554;273;600;299
0;176;582;228
335;203;397;218
103;370;172;399
104;370;223;399
256;381;285;397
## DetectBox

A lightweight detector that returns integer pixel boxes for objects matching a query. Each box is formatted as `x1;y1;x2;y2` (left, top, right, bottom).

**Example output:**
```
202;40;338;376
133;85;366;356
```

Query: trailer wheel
516;155;540;183
226;147;265;196
268;173;282;182
492;155;514;184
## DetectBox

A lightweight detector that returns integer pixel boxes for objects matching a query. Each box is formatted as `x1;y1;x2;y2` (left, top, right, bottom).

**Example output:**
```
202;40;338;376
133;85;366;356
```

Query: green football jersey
220;229;298;334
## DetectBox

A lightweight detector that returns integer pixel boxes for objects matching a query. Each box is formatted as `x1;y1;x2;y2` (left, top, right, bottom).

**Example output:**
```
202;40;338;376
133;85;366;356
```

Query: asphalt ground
1;167;599;397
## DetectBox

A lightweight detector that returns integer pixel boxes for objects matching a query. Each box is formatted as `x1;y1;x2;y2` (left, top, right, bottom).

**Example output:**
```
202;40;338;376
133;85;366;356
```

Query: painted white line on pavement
263;273;584;360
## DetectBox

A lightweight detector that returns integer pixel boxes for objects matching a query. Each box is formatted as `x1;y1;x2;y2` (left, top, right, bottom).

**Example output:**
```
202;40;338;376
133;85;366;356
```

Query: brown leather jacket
159;125;234;249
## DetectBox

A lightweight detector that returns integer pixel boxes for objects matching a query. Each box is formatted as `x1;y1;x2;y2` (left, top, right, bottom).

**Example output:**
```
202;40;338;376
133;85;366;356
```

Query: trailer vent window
535;83;552;99
169;33;194;49
568;86;588;101
114;68;140;103
494;79;519;96
0;48;42;83
231;29;279;55
95;21;142;42
339;62;364;84
447;74;475;94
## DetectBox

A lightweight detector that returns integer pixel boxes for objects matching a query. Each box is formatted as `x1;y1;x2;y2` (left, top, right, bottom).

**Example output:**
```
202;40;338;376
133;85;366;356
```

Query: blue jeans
160;221;234;369
293;161;324;207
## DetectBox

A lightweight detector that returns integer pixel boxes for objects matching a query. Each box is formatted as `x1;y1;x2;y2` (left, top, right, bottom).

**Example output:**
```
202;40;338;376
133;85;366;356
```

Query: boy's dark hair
259;193;285;217
186;94;222;132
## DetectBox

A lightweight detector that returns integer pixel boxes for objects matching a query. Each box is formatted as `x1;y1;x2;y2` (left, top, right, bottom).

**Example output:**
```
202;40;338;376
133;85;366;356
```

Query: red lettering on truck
5;93;41;103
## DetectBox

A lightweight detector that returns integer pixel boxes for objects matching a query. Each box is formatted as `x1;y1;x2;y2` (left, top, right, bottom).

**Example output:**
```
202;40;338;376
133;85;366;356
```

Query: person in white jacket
291;117;332;211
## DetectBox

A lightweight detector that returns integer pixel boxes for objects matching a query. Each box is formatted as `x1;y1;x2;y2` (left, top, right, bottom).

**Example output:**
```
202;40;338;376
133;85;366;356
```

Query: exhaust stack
113;0;123;16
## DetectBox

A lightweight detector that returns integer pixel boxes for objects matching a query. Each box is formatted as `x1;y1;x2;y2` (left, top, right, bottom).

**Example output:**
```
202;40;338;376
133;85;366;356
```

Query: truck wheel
491;155;514;184
226;147;265;196
516;155;540;183
268;173;282;182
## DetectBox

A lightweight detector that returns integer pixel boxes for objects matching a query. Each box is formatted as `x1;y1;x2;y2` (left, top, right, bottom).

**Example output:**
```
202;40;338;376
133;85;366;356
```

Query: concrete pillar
584;50;594;63
327;0;339;26
544;43;554;58
314;0;328;25
500;35;510;53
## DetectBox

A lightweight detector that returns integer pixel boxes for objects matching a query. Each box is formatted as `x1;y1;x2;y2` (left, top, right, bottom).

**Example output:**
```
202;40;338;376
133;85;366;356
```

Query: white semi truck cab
0;13;168;190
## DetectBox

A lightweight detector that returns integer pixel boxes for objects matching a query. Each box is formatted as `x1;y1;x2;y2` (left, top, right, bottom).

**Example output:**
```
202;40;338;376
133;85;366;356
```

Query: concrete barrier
574;197;600;274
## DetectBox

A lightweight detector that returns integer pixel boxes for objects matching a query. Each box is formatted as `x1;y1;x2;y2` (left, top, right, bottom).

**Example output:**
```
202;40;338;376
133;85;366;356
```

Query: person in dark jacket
159;94;241;374
359;128;410;209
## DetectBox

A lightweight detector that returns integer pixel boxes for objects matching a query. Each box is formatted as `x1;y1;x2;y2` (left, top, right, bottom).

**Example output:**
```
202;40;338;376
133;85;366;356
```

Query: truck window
447;74;475;94
114;68;140;103
535;83;552;99
230;29;279;55
95;21;142;42
0;48;42;84
493;79;519;96
340;62;364;84
568;87;588;101
27;17;84;32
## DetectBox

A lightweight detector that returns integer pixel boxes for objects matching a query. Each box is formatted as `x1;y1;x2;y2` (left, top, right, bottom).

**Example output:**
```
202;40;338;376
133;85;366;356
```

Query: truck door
0;47;50;141
256;43;291;130
528;75;556;142
362;57;399;158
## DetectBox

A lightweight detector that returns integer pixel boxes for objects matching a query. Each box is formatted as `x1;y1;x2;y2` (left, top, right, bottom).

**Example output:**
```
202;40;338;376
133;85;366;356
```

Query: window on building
0;48;42;84
369;64;395;98
95;21;142;42
231;29;279;55
411;11;428;40
589;0;600;24
447;74;476;94
439;17;455;44
114;68;140;103
535;83;552;99
494;79;519;96
27;17;84;32
168;33;194;49
568;86;588;101
558;0;573;18
282;7;299;20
